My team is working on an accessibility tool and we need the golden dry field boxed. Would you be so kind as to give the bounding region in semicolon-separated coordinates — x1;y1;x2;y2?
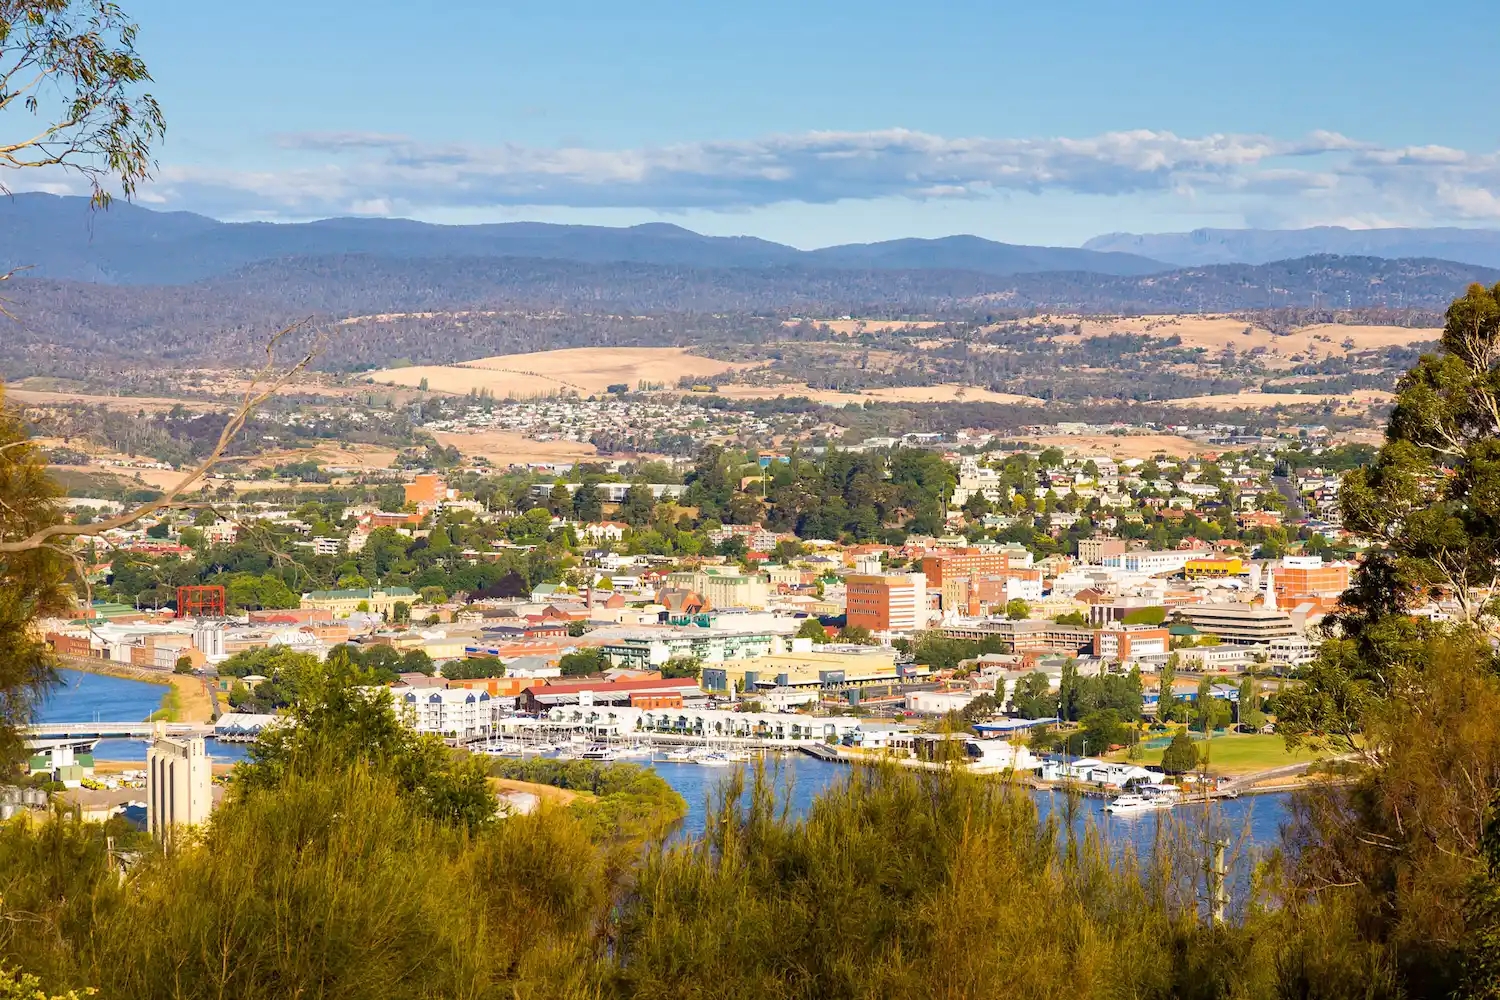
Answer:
1023;314;1440;367
365;347;751;397
429;428;601;464
1028;434;1215;459
1161;388;1395;412
3;387;221;411
712;383;1043;405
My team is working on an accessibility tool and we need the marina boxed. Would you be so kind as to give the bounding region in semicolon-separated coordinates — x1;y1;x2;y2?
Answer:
38;669;1292;848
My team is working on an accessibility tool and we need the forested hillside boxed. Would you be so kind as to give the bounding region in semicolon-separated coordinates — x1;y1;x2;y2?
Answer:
0;252;1490;373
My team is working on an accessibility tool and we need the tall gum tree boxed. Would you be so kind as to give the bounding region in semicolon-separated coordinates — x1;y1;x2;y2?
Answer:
1279;282;1500;754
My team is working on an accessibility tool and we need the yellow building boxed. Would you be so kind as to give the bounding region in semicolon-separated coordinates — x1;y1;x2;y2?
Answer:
1185;557;1243;579
665;568;770;610
301;587;416;618
702;645;929;696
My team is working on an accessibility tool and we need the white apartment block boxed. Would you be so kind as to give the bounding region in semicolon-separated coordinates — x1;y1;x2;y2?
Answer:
392;686;496;739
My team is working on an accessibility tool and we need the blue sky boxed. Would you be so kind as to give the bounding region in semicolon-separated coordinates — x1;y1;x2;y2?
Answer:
33;0;1500;245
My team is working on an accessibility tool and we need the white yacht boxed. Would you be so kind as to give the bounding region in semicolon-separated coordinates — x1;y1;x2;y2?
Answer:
1104;785;1179;813
693;751;735;767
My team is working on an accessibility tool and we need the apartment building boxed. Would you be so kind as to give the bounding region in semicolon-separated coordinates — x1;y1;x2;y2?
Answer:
921;550;1011;589
599;625;782;670
392;685;495;738
1101;549;1209;575
1274;556;1352;600
845;572;927;632
702;645;928;697
939;619;1094;652
1092;623;1171;660
1077;537;1126;565
664;567;771;610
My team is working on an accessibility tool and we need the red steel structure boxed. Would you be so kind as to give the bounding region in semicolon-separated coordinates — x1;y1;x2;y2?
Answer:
176;585;226;618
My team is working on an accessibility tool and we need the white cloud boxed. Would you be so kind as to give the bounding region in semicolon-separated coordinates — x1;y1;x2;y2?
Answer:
26;127;1500;227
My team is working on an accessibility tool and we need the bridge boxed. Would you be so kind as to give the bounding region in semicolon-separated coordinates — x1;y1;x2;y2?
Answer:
23;722;214;756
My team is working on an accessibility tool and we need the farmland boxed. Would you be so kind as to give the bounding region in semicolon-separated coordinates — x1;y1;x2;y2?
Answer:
365;347;752;398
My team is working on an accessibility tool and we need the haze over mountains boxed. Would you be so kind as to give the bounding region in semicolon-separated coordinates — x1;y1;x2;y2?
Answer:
1085;226;1500;268
10;193;1500;286
0;193;1165;284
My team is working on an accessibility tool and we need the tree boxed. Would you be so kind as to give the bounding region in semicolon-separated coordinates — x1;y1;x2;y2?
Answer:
237;647;493;830
1279;283;1500;753
1159;731;1198;774
1156;652;1180;721
770;539;804;564
0;400;70;762
619;483;654;527
1053;610;1088;627
572;484;604;523
1194;676;1218;734
1121;606;1167;626
0;0;165;209
661;657;701;680
559;647;605;677
796;618;830;644
1080;709;1126;753
959;693;1000;727
1005;598;1030;620
1237;676;1266;729
1009;671;1055;719
442;659;502;681
835;624;874;645
173;655;194;675
1057;657;1078;722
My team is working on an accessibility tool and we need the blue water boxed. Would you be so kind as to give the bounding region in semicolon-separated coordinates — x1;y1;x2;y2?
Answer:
41;669;249;763
42;671;1288;857
658;756;1287;850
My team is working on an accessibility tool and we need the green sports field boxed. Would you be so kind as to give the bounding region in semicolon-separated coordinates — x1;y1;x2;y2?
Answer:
1124;733;1327;776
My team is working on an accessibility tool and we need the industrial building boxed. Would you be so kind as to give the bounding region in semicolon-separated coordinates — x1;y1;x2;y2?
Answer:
147;735;213;845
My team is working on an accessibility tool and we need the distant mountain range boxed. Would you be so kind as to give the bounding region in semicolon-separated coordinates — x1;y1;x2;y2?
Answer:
11;192;1500;283
0;193;1167;283
1084;226;1500;268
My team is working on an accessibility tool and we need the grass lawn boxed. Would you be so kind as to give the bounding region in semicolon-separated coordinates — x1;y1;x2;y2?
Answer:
1122;733;1326;776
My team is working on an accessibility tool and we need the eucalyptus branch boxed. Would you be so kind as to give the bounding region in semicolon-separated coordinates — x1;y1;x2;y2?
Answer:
0;322;318;555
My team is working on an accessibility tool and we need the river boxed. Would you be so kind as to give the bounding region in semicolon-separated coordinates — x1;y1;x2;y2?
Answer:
43;670;1291;858
41;669;250;764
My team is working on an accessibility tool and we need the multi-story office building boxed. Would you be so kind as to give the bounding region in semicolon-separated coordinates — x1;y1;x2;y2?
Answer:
845;572;927;633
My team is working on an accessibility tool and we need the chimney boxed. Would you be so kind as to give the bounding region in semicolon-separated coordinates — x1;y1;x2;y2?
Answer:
1264;567;1277;612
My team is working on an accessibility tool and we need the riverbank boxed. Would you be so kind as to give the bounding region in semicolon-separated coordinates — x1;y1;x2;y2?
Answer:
54;656;216;724
491;776;590;805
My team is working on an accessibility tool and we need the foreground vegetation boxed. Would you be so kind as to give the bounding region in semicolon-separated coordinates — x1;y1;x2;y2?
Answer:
0;648;1495;1000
